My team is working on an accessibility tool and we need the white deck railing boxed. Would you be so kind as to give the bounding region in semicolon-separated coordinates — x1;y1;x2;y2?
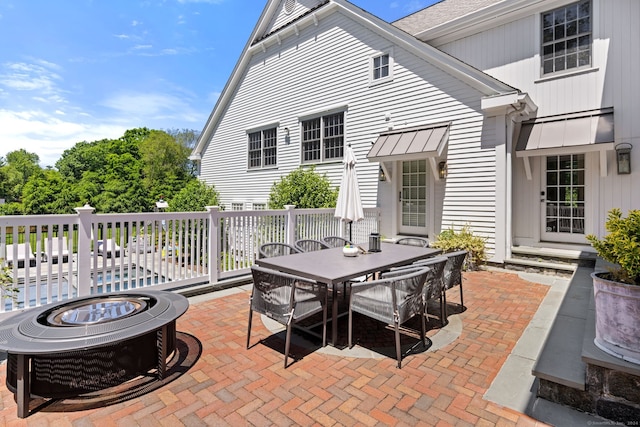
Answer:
0;205;380;316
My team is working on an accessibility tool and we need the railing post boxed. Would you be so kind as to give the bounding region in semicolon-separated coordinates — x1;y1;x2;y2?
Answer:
206;206;219;284
75;204;94;296
285;205;296;245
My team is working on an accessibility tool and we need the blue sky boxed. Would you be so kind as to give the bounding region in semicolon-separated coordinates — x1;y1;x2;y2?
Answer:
0;0;435;167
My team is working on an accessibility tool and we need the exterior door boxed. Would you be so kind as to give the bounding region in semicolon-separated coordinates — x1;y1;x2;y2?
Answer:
541;154;586;243
398;160;429;236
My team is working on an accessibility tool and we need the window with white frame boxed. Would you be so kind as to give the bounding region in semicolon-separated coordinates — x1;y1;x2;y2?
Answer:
372;53;390;80
541;0;591;75
248;128;277;169
231;203;244;211
252;203;267;210
301;112;344;163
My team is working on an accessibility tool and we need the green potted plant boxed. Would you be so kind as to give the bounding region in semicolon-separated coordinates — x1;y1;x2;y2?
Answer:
0;259;19;301
586;208;640;364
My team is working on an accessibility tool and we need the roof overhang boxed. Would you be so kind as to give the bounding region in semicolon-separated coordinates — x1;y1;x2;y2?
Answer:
516;108;615;179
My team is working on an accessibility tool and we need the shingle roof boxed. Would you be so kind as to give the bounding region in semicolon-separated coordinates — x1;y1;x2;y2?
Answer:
392;0;503;36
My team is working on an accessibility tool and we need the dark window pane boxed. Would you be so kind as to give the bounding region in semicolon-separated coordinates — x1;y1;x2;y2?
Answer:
543;28;554;43
543;60;554;74
555;57;565;71
554;41;565;56
559;155;572;169
579;35;591;48
555;10;565;25
547;156;558;170
543;44;554;59
566;54;577;68
566;38;578;53
578;1;590;18
578;17;590;33
547;171;558;185
560;171;572;185
566;4;578;20
555;24;565;39
547;187;558;201
578;50;590;66
543;12;554;28
566;21;577;37
575;154;585;169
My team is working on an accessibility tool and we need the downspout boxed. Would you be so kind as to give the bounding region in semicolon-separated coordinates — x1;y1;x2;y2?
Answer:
505;102;527;260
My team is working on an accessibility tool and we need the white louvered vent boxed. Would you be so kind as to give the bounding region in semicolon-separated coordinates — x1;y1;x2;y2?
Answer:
284;0;296;14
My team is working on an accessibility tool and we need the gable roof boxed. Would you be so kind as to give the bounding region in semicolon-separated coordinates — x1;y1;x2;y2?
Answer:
191;0;521;160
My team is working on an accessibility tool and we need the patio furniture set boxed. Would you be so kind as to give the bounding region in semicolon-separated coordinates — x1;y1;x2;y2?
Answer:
248;236;467;368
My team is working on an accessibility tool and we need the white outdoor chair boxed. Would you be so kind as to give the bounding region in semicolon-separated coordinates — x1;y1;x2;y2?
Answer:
5;243;37;268
45;236;70;264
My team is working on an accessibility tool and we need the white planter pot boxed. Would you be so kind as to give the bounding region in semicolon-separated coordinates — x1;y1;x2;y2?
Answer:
592;272;640;364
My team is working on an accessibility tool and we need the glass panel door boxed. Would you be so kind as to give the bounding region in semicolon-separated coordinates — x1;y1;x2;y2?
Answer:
542;154;585;242
398;160;428;235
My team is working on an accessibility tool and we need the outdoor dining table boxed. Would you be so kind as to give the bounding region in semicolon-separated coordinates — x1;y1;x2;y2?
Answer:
254;242;441;346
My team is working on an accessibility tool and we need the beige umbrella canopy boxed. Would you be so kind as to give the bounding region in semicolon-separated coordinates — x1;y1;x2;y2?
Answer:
334;145;364;241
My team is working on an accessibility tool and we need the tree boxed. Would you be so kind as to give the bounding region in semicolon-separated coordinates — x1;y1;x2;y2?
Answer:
139;130;192;201
22;169;77;214
2;149;41;203
268;166;339;209
169;180;220;212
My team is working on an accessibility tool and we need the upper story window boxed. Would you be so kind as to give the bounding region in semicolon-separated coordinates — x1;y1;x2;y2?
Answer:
248;127;277;169
252;203;267;210
231;203;244;211
541;0;591;75
301;112;344;163
370;49;394;84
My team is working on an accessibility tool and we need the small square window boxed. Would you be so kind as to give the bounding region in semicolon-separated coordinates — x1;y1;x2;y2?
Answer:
371;51;393;83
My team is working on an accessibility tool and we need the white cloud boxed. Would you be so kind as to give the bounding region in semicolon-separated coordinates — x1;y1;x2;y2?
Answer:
101;91;203;123
0;62;63;95
0;109;129;167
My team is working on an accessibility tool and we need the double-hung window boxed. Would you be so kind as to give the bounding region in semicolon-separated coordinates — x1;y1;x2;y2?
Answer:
301;112;344;163
541;0;591;75
248;127;277;169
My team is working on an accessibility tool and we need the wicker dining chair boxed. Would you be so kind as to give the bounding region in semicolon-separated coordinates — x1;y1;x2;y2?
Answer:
442;250;468;314
258;242;300;259
294;239;330;253
395;237;430;248
321;236;353;248
388;256;449;326
247;265;327;368
348;267;430;368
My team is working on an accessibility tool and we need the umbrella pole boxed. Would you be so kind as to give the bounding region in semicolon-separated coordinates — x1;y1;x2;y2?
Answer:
349;221;352;242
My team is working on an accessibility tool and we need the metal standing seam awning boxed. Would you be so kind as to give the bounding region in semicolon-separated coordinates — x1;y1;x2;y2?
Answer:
367;122;450;181
516;108;615;180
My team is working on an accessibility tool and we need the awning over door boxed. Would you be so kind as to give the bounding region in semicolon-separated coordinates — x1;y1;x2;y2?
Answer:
367;122;450;162
516;108;615;179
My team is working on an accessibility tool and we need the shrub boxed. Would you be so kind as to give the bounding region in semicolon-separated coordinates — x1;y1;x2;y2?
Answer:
268;166;338;209
431;225;487;270
0;260;19;300
586;208;640;285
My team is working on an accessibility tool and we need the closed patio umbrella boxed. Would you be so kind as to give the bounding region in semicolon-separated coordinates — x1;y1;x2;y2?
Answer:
335;145;364;241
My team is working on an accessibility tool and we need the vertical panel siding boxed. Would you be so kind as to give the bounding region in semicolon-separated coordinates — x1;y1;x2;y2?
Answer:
434;0;640;242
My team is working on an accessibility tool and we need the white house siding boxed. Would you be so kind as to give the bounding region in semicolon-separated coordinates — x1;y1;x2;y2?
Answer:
199;9;499;256
430;0;640;244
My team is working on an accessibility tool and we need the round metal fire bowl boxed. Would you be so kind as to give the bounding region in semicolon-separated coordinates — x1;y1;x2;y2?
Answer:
0;290;189;399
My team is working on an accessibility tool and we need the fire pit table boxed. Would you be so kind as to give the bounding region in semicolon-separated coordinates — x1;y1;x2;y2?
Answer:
0;290;189;418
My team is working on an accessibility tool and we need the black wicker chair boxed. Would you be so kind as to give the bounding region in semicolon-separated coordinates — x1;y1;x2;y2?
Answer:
248;265;327;368
294;239;330;252
258;242;300;259
348;267;430;368
395;237;430;248
442;250;468;315
389;256;449;326
321;236;353;248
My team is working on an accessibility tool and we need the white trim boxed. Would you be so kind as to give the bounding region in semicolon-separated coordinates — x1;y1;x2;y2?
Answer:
517;142;614;180
246;121;280;133
297;103;348;121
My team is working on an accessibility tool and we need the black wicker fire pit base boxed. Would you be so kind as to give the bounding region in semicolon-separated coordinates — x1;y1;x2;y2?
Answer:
0;290;189;418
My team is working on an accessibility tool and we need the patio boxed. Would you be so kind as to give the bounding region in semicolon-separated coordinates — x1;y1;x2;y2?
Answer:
0;268;580;426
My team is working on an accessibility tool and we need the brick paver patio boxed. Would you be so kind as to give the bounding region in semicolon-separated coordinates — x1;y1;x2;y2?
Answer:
0;270;552;426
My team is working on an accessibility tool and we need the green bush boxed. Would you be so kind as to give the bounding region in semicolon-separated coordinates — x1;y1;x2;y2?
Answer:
586;208;640;285
268;166;338;209
0;260;19;300
431;225;487;270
